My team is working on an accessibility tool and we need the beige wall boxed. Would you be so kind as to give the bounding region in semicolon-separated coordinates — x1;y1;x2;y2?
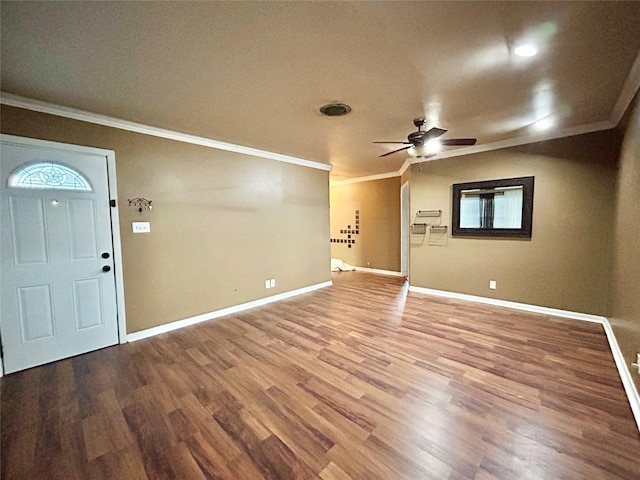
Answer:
610;95;640;391
330;177;400;272
409;130;621;316
1;106;330;333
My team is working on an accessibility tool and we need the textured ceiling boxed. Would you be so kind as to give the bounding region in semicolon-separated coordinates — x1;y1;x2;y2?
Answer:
2;1;640;180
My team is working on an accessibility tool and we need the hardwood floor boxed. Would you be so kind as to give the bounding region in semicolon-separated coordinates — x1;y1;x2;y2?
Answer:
2;271;639;479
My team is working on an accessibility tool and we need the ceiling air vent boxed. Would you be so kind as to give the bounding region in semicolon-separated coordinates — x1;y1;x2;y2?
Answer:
319;103;352;117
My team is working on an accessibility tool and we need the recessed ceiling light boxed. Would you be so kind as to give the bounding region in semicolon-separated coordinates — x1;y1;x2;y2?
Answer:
514;43;538;57
319;103;352;117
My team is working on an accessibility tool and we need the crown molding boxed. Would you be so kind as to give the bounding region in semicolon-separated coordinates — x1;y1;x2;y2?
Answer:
411;119;616;165
366;54;640;179
367;117;619;178
399;159;412;176
611;50;640;125
330;170;400;186
5;54;639;180
0;92;332;172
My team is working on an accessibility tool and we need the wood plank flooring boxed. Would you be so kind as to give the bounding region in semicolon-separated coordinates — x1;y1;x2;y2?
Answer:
2;271;639;479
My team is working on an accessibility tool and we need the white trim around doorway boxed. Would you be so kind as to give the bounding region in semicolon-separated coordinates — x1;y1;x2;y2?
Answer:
400;181;410;278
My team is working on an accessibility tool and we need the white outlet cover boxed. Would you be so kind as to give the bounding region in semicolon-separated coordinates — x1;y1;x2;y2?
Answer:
270;279;276;288
265;280;271;289
489;280;497;290
132;222;151;233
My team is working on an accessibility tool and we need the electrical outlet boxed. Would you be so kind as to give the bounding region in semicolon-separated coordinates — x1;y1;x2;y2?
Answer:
270;279;276;288
489;280;497;290
265;279;271;289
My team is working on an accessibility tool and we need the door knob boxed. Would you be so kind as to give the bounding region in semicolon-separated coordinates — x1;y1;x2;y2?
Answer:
102;265;111;272
101;252;110;259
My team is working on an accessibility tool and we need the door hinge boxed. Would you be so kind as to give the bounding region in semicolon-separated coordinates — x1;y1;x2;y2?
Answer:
110;199;116;207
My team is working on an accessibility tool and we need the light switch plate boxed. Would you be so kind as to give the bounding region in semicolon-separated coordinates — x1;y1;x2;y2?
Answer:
132;222;151;233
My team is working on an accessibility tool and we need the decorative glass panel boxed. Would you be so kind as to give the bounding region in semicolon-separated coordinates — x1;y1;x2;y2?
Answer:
8;162;92;191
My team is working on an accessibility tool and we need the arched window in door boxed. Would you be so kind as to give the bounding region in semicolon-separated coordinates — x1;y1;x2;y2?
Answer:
8;162;93;191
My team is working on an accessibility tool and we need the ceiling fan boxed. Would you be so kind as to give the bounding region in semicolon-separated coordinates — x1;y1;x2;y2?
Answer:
373;118;477;158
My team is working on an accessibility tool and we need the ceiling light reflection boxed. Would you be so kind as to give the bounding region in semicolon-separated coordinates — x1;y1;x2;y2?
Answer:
464;42;510;77
423;99;441;127
532;81;554;130
514;44;538;57
532;117;554;131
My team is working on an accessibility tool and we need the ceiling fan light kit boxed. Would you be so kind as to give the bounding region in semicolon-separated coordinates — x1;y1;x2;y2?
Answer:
374;118;477;158
407;139;443;158
514;43;539;57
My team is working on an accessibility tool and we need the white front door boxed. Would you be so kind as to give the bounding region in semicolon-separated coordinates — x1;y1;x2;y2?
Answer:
1;140;119;373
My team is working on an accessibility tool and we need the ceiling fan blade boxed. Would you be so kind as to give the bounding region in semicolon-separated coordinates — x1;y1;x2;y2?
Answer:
373;141;412;144
423;127;447;140
439;138;477;146
379;145;411;157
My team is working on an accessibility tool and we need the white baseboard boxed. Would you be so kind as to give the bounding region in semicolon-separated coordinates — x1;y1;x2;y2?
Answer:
602;321;640;432
408;286;606;323
126;280;332;342
354;267;403;277
408;285;640;432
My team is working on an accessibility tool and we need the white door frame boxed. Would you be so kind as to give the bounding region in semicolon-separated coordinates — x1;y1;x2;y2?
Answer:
0;134;127;376
401;180;410;278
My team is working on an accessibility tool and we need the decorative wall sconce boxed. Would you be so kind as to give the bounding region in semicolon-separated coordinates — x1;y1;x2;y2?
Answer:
128;197;152;213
